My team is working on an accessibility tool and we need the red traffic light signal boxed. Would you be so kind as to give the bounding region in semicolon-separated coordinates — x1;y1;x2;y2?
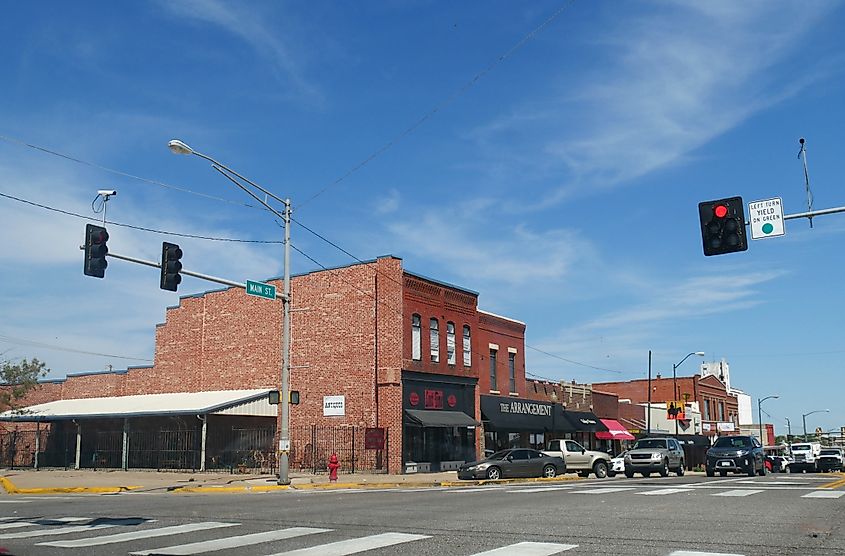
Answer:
698;197;748;256
83;224;109;278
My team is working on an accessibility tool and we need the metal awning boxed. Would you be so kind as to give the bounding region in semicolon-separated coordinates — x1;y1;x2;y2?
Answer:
0;389;276;422
405;409;479;427
595;419;636;440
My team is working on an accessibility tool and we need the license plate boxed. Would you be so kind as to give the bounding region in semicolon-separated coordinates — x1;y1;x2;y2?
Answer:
720;461;731;467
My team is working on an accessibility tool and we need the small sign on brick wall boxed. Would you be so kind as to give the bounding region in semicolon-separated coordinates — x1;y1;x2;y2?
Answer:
323;395;345;416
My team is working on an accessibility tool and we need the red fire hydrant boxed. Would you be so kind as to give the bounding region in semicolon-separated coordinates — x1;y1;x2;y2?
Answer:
328;453;340;482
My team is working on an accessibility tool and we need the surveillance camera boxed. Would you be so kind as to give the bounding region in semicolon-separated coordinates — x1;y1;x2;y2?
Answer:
98;190;117;197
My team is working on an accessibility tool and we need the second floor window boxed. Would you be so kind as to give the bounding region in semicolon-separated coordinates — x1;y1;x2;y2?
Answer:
508;352;516;393
411;314;421;360
489;348;498;390
446;322;456;365
430;318;440;362
462;325;471;367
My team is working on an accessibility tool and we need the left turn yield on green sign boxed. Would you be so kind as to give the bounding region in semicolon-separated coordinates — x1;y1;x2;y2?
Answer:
246;280;276;300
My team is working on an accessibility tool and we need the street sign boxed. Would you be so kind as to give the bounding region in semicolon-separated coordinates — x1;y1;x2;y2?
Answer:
246;280;276;300
666;400;685;420
749;197;785;240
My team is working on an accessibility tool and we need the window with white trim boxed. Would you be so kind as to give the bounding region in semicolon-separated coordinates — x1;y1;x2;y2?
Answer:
489;348;498;390
411;314;421;360
508;351;516;393
429;318;440;363
446;322;456;365
462;325;471;367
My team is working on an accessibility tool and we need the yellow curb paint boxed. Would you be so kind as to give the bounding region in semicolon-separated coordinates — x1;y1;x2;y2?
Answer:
171;485;290;493
0;478;140;495
1;477;20;494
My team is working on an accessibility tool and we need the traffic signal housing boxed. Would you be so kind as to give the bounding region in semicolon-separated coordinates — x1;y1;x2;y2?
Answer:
83;224;109;278
160;242;183;291
698;197;748;256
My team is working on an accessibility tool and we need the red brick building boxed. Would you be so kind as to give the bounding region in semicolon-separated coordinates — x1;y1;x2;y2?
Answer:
3;257;533;474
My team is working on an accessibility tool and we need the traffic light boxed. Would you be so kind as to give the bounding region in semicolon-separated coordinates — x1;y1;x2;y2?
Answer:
83;224;109;278
160;242;183;291
698;196;748;256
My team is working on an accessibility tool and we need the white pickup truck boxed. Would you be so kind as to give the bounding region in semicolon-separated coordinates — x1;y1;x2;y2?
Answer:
543;439;612;478
789;442;822;473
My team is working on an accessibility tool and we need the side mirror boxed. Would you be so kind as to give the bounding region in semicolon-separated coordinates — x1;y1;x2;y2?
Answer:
581;449;586;454
507;455;514;461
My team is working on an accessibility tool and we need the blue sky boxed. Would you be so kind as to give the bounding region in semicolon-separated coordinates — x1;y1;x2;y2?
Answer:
1;1;843;436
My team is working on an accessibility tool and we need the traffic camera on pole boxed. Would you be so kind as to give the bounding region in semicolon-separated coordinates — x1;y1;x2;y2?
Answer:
160;242;183;291
698;197;748;256
83;224;109;278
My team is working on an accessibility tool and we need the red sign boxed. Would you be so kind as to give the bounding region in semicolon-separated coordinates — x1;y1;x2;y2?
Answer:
409;392;420;406
365;427;385;450
424;389;443;409
447;394;457;408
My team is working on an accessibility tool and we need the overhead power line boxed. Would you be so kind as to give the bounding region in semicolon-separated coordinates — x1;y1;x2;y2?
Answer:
0;333;152;362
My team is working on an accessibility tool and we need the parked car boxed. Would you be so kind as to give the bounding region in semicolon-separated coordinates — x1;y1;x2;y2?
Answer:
706;435;765;477
608;451;627;477
765;454;793;473
542;439;612;478
624;438;685;478
817;447;844;472
458;448;566;480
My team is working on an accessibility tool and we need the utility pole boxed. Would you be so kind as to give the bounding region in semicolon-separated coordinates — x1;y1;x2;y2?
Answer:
646;350;652;436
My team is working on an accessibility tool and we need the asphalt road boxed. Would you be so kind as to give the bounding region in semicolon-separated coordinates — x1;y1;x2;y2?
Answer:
1;473;842;556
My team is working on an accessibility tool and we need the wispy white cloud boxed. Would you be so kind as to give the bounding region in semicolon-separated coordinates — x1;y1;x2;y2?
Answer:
467;1;838;209
374;188;400;214
156;0;323;103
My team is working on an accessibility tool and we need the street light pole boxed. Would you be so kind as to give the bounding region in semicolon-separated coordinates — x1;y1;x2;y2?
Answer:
168;139;293;485
757;395;779;446
802;409;830;442
785;417;791;440
672;352;704;436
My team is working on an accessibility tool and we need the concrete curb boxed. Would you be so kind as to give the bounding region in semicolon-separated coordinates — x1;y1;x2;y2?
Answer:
1;476;140;495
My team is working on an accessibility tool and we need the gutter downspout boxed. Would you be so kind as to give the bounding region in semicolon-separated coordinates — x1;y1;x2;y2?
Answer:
73;420;81;470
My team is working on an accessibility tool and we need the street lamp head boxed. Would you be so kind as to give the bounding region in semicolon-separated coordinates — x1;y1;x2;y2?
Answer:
694;352;705;356
168;139;194;156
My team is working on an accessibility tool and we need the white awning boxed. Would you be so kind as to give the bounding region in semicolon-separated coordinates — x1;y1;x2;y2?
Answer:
0;389;276;422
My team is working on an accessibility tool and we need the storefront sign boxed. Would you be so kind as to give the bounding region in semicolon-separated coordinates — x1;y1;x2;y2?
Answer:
499;400;552;416
364;427;385;450
702;423;712;432
425;389;443;409
323;395;345;416
717;422;735;432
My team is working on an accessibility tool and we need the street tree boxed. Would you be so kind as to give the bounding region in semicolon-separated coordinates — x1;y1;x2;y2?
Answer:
1;358;49;412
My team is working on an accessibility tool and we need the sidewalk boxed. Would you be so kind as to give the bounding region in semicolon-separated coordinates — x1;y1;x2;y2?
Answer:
0;468;505;494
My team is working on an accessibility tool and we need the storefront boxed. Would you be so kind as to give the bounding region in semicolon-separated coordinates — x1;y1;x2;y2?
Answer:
480;395;577;453
559;410;608;450
595;418;636;454
402;371;478;473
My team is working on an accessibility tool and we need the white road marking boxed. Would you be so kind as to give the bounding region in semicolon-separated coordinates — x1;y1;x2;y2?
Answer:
736;481;807;486
0;517;91;531
468;541;578;555
266;532;430;555
0;500;29;504
38;521;239;547
0;522;119;539
638;488;695;496
506;486;573;493
711;490;763;497
802;491;845;499
575;487;635;494
130;527;331;555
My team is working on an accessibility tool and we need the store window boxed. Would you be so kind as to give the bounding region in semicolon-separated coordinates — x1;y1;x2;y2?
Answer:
462;325;471;367
446;322;456;365
429;318;439;362
411;314;421;360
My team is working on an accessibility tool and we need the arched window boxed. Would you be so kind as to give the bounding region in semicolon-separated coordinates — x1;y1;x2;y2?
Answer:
446;322;456;365
462;325;471;367
429;318;440;363
411;314;421;360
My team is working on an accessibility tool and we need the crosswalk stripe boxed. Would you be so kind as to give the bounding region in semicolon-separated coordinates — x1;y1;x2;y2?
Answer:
711;490;763;497
266;532;430;555
575;487;635;494
130;527;330;555
638;488;695;496
38;521;239;548
669;551;744;556
507;486;573;493
0;517;89;530
468;541;578;555
0;522;118;540
802;491;845;499
0;500;29;504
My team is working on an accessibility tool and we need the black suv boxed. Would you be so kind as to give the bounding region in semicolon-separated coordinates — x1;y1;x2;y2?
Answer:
706;435;765;477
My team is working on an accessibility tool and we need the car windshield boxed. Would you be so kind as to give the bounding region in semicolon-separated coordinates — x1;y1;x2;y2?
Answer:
487;450;512;460
791;444;811;451
821;449;840;456
633;439;666;449
713;437;752;448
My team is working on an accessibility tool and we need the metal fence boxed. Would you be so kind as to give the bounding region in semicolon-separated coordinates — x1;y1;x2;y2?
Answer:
1;425;389;474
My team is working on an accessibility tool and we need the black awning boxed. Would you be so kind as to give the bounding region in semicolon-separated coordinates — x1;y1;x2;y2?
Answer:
481;395;562;432
561;411;608;432
404;409;479;427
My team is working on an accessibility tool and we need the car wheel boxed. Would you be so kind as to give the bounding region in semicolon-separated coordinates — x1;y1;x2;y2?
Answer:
784;465;791;474
486;466;501;480
542;464;557;478
642;472;651;478
593;461;608;479
747;461;756;477
706;468;714;477
624;468;635;479
658;460;669;477
677;461;685;476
